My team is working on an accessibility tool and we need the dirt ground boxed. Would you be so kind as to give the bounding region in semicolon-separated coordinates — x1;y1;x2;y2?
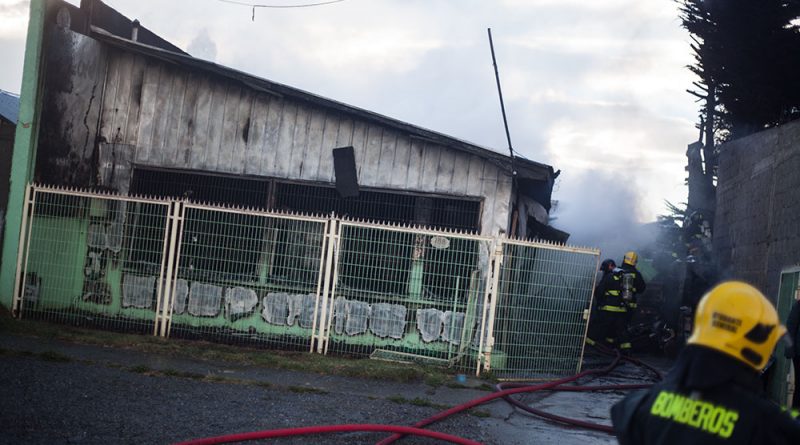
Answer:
0;329;664;445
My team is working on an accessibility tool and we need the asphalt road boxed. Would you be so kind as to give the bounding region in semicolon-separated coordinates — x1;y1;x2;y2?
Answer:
0;334;657;444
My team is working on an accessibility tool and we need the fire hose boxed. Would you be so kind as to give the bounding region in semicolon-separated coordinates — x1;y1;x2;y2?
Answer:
176;347;661;445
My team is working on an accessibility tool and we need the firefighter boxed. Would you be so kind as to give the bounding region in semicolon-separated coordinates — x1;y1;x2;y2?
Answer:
611;281;800;444
586;259;627;349
619;251;647;350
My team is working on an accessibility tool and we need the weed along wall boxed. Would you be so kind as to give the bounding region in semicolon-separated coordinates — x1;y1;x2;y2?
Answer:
14;185;599;379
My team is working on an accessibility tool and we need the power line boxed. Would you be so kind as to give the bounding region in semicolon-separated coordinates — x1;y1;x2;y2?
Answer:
217;0;346;21
217;0;345;9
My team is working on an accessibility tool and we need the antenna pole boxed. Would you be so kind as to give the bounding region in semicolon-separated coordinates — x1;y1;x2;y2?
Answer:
488;28;514;159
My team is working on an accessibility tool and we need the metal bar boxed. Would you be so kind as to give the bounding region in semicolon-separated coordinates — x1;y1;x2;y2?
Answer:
487;28;514;159
310;218;332;353
480;241;504;373
12;184;35;318
157;201;183;337
502;237;599;255
322;220;343;355
577;254;601;373
339;219;491;241
29;184;173;204
184;201;328;222
153;201;174;336
165;201;187;338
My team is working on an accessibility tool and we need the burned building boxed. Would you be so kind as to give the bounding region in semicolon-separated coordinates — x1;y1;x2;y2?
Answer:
17;0;562;241
0;0;597;380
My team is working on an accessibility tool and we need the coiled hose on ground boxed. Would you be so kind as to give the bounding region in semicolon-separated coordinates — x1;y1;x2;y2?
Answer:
175;346;662;445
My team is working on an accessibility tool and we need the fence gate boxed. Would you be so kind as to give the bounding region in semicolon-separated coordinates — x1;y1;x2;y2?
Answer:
319;220;494;374
13;185;173;335
162;203;329;351
486;239;599;379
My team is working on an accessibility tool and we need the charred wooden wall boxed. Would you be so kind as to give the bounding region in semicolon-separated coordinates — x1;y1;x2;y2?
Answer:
34;25;514;236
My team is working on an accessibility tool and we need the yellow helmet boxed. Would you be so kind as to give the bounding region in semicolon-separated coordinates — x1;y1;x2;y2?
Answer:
623;251;638;266
688;281;786;371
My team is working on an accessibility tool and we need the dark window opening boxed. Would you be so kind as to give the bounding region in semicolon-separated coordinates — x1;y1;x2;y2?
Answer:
130;167;270;208
128;168;271;275
274;182;481;232
125;168;483;291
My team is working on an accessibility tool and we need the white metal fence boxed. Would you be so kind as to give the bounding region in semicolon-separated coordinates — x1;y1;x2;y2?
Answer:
12;184;599;378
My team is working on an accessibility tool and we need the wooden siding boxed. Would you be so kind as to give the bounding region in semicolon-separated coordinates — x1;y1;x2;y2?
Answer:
42;31;513;236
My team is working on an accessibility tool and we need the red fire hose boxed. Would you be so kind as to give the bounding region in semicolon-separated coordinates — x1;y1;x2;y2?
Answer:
175;347;661;445
376;351;634;445
174;424;481;445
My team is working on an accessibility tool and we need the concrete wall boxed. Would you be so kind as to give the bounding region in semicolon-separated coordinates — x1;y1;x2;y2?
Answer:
714;119;800;301
34;25;514;236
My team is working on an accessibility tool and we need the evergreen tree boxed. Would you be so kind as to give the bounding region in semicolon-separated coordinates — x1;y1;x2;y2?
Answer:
679;0;800;142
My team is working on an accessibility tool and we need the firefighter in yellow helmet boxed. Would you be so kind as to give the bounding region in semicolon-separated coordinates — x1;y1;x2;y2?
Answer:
619;251;646;351
611;281;800;444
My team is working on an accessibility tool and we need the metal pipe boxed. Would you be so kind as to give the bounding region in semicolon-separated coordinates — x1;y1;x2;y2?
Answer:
488;28;514;160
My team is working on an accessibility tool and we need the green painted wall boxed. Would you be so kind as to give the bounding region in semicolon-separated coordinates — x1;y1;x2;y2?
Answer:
0;0;46;308
768;269;798;405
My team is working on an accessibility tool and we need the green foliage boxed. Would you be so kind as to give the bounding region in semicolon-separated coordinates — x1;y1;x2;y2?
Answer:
678;0;800;140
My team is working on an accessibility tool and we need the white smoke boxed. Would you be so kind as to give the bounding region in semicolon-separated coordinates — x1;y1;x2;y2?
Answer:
187;28;217;62
552;169;658;262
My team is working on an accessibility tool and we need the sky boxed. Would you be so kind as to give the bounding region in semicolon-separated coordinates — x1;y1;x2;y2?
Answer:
0;0;698;252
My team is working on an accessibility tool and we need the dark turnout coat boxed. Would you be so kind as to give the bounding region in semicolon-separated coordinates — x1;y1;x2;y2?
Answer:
612;346;800;445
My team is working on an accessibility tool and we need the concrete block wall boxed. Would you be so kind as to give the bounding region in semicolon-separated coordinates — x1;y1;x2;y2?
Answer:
715;119;800;301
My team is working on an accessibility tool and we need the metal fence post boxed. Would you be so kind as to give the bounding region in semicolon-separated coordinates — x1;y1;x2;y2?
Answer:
156;200;184;337
12;184;35;318
577;254;601;372
322;219;343;355
478;239;504;374
164;201;186;338
312;218;336;353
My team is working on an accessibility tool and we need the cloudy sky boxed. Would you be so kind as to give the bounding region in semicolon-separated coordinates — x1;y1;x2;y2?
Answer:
0;0;697;249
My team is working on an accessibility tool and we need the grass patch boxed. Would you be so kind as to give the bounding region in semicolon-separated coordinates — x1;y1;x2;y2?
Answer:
162;369;205;380
38;350;72;362
129;365;151;374
288;385;328;395
469;409;491;418
0;315;477;386
387;396;448;410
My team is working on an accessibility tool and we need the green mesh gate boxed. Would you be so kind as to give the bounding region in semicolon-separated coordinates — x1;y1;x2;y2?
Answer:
13;185;172;334
165;203;328;351
487;240;599;379
320;220;492;373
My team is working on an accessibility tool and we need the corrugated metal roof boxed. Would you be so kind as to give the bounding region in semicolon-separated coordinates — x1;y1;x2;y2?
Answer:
0;90;19;124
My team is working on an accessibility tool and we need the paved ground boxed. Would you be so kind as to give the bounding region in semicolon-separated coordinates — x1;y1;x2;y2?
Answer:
0;333;664;444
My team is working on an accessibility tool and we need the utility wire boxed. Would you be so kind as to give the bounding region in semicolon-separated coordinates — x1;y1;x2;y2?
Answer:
217;0;345;9
217;0;346;21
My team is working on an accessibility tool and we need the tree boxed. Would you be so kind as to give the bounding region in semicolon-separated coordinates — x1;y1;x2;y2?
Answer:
679;0;800;143
677;0;800;242
673;1;800;309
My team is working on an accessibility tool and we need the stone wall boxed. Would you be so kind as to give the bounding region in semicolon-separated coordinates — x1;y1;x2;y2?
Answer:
714;119;800;301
